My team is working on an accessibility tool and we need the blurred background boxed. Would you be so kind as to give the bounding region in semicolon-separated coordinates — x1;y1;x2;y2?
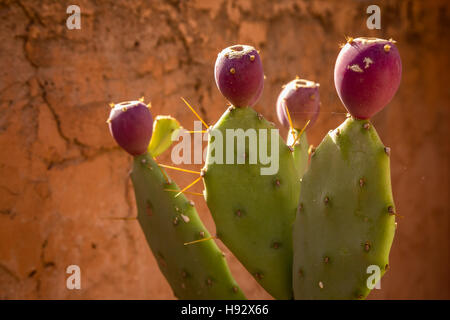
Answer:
0;0;448;299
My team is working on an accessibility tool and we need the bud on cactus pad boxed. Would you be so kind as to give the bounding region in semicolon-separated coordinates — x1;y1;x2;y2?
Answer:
277;78;320;130
107;101;153;156
214;44;264;107
334;37;402;119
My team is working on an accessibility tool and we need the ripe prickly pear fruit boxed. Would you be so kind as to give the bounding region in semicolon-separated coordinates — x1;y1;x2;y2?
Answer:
334;37;402;119
293;117;396;299
215;44;264;107
276;78;320;178
276;78;320;130
108;101;153;156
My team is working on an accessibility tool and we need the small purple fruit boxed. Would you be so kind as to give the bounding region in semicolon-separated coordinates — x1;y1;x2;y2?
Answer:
276;78;320;130
214;44;264;107
334;37;402;119
107;100;153;156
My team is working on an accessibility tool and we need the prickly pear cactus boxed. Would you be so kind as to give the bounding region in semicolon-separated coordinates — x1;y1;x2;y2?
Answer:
293;117;396;299
287;129;309;179
202;106;300;300
131;154;245;300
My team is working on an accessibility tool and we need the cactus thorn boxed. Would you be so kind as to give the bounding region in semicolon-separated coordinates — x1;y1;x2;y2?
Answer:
363;122;371;130
249;55;255;61
235;209;242;217
206;278;213;286
181;214;190;223
318;281;324;289
364;241;371;252
199;231;205;238
232;286;238;293
345;35;354;44
106;118;111;123
139;96;145;102
181;270;188;278
230;67;236;74
324;196;329;205
384;146;391;156
298;203;303;212
122;107;127;112
189;200;195;206
298;269;303;277
272;242;281;249
173;216;179;225
109;102;115;108
385;264;389;270
257;113;263;120
384;44;391;52
324;256;329;263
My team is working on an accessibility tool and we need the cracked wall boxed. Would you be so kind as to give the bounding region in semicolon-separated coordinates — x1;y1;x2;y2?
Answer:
0;0;448;299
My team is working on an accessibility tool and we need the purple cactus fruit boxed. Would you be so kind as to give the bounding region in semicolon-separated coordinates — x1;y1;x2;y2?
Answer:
107;100;153;156
214;44;264;107
334;37;402;119
276;78;320;130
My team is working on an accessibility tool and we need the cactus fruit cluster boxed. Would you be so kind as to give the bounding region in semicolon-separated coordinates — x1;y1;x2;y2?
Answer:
107;38;401;300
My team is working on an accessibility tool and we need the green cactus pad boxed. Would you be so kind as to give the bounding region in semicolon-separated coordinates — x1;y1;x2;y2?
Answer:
293;117;396;299
131;154;245;300
287;129;309;179
203;106;300;300
148;116;181;157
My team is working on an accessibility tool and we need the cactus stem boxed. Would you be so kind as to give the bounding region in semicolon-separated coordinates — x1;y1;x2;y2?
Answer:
180;97;210;129
175;176;202;198
184;235;217;246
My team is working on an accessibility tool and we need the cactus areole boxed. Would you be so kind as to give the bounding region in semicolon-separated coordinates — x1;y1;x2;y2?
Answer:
334;37;402;119
214;45;264;107
108;101;153;156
